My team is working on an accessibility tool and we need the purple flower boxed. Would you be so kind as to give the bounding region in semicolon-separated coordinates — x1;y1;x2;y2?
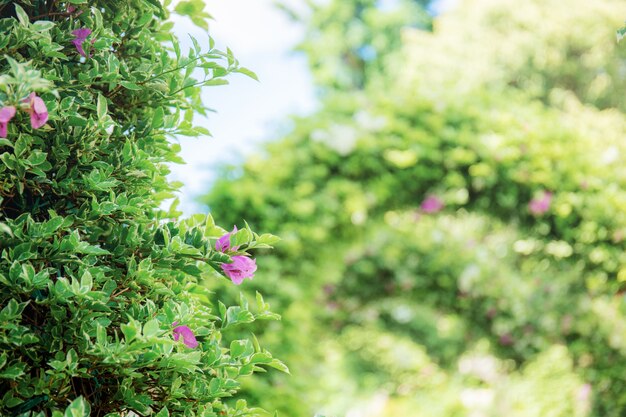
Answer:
172;323;198;349
528;191;552;216
22;93;48;129
0;106;16;138
421;195;444;213
216;226;238;252
71;28;92;57
221;255;257;285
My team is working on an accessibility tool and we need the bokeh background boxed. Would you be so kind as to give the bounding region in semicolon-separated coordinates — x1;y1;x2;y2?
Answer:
171;0;626;416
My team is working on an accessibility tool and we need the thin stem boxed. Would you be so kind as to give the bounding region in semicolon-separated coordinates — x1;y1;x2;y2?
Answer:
168;78;211;96
30;11;72;21
139;54;205;85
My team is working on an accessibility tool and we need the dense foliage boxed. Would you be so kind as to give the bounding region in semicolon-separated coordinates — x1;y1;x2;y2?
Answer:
205;0;626;416
0;1;283;416
285;0;432;92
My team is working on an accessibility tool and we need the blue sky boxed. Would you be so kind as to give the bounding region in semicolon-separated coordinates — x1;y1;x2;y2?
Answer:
169;1;317;215
167;0;458;216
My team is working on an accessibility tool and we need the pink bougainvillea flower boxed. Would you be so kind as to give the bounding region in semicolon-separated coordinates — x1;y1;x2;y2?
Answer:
0;106;16;138
420;195;444;213
66;5;83;17
528;191;552;216
216;226;239;252
172;322;199;349
221;255;257;285
71;28;92;57
22;93;48;129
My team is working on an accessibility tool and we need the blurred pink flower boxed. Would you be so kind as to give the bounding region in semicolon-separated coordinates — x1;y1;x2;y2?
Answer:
499;333;514;346
221;255;257;285
577;383;592;403
528;191;552;215
172;323;198;349
71;28;92;57
421;195;444;213
0;106;16;138
326;301;339;312
22;93;48;129
216;226;238;252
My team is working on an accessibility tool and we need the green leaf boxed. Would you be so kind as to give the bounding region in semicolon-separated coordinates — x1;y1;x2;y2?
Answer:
121;320;139;343
120;81;142;90
231;228;252;247
155;407;170;417
230;340;253;358
0;298;27;321
0;223;13;237
152;106;165;129
0;153;16;170
0;362;26;379
236;67;259;81
97;93;108;121
203;78;229;87
250;352;272;364
80;271;93;293
144;0;166;17
224;306;255;328
255;233;281;246
33;21;56;31
42;216;64;235
66;349;78;367
267;358;290;374
96;324;107;346
0;138;13;148
174;0;212;30
67;115;88;127
143;319;160;338
27;151;48;166
75;242;110;255
63;396;91;417
14;4;29;26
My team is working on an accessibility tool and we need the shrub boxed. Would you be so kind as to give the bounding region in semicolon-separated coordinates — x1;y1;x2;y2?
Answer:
0;1;283;416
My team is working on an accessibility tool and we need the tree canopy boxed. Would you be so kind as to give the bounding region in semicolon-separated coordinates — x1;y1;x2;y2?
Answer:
205;0;626;416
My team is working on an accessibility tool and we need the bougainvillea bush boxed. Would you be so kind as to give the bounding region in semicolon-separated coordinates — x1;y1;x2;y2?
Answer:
0;1;284;416
205;0;626;416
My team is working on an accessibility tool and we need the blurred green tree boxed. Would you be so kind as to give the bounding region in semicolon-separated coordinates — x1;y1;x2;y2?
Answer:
282;0;433;91
204;0;626;416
